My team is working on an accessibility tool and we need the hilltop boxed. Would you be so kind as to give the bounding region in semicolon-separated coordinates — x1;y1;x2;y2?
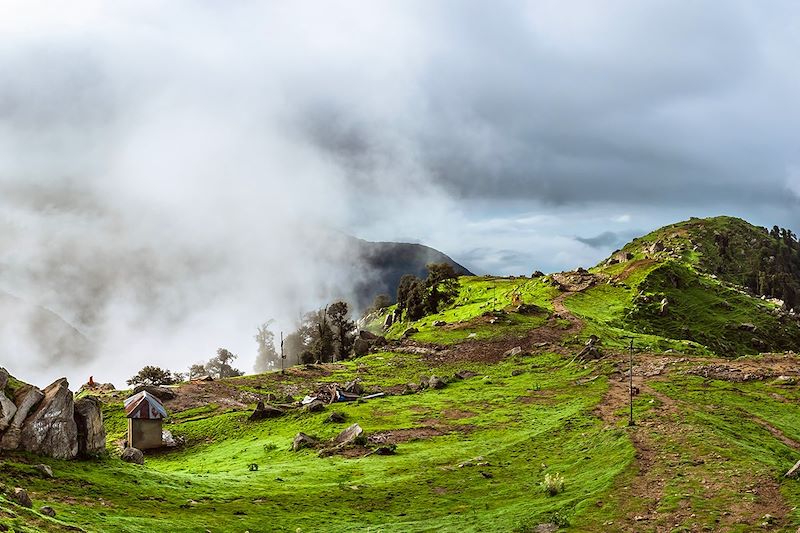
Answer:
350;237;474;309
3;216;800;532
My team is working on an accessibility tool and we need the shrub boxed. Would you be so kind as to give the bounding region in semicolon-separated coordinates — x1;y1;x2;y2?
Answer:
541;472;565;496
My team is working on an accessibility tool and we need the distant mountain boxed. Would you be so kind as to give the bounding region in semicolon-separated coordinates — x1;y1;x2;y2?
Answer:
0;290;93;367
349;238;473;310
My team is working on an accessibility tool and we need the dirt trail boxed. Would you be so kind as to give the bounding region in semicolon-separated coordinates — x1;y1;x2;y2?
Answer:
551;290;582;333
749;415;800;451
594;357;793;531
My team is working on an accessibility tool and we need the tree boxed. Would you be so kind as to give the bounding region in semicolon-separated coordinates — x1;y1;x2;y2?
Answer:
327;301;356;361
205;348;244;379
283;330;307;366
254;320;278;373
312;307;334;363
396;274;419;316
127;366;179;387
405;277;427;321
300;350;315;365
188;363;207;380
424;263;459;313
369;294;392;313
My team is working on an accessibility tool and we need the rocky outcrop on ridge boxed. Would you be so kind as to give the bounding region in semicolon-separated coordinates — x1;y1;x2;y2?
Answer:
0;367;106;459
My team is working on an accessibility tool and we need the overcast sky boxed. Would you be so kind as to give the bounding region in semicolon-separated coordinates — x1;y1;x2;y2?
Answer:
1;1;799;385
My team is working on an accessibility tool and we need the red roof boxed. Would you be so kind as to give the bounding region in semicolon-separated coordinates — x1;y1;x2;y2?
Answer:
124;391;167;420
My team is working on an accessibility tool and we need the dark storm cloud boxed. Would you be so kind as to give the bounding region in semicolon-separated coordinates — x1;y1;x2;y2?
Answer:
297;1;800;212
1;0;800;385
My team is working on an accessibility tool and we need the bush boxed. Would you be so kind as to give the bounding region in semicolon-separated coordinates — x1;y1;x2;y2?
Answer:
541;472;565;496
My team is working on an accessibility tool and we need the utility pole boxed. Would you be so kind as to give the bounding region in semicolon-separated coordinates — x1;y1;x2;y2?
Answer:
280;331;285;375
628;338;635;427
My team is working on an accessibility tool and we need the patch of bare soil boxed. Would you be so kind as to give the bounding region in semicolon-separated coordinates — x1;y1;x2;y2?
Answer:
165;381;266;413
164;364;358;413
686;357;800;383
441;408;476;419
418;287;586;366
422;337;532;365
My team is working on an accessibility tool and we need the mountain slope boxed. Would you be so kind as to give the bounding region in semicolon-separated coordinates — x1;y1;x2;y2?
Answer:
0;290;93;367
613;215;800;308
6;216;800;532
586;216;800;356
349;237;473;309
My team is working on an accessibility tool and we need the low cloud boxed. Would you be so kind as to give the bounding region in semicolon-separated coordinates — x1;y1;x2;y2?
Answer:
1;1;800;385
576;232;625;249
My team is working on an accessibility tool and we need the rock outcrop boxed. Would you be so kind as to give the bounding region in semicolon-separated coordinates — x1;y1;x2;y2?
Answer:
19;378;78;460
0;368;106;460
0;389;17;433
0;385;45;451
74;396;106;457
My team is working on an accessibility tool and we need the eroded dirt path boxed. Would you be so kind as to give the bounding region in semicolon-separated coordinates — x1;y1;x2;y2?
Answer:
593;357;794;531
551;290;582;334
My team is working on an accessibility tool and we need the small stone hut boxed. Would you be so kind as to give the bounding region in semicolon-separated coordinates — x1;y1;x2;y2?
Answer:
124;391;167;450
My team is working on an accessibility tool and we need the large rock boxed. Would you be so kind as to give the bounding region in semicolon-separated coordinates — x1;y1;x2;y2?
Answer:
304;400;325;413
402;327;419;338
11;488;32;508
333;423;364;446
428;376;446;389
504;346;523;357
785;459;800;478
0;367;8;390
358;330;379;341
121;447;144;465
577;335;603;361
74;396;106;457
34;464;53;478
162;430;183;448
0;385;44;451
19;378;78;460
248;401;284;421
0;390;17;433
291;432;319;451
353;338;371;358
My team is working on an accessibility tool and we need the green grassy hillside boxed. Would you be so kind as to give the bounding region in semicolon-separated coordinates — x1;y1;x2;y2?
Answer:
3;216;800;532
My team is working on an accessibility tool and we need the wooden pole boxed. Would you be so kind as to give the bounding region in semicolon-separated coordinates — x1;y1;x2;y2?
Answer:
629;338;635;427
280;331;285;375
